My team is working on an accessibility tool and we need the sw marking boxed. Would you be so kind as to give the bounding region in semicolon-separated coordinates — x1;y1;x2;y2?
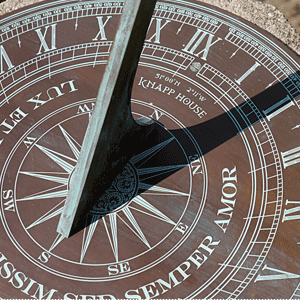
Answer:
77;102;95;118
2;189;15;212
125;236;220;299
214;166;237;233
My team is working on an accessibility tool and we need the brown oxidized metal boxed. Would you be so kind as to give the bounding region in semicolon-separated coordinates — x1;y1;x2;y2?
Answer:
0;0;299;298
57;0;157;238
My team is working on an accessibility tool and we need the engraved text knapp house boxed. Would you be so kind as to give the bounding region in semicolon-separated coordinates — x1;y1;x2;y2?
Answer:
0;0;299;298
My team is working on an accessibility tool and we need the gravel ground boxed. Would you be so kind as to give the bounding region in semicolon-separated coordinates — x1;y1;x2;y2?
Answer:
0;0;299;55
201;0;300;55
261;0;300;34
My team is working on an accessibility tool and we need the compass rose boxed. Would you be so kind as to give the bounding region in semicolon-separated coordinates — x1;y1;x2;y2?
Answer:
2;101;205;281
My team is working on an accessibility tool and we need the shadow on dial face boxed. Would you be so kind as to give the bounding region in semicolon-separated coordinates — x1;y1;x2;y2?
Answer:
72;69;300;236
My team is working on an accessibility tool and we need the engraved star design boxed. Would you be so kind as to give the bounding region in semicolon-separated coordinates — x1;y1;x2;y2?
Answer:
17;124;189;263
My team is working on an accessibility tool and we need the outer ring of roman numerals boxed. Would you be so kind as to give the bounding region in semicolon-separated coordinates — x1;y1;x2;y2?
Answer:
0;0;299;298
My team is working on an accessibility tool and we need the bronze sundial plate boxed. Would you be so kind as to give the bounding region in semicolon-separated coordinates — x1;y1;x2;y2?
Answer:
0;0;300;298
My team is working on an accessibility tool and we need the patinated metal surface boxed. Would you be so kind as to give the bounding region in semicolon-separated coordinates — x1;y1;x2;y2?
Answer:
0;0;299;298
57;0;156;238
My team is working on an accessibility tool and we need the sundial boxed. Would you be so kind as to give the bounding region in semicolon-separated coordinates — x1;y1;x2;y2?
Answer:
0;0;300;298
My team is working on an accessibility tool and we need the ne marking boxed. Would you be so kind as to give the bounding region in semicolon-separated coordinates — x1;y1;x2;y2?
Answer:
3;190;15;212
